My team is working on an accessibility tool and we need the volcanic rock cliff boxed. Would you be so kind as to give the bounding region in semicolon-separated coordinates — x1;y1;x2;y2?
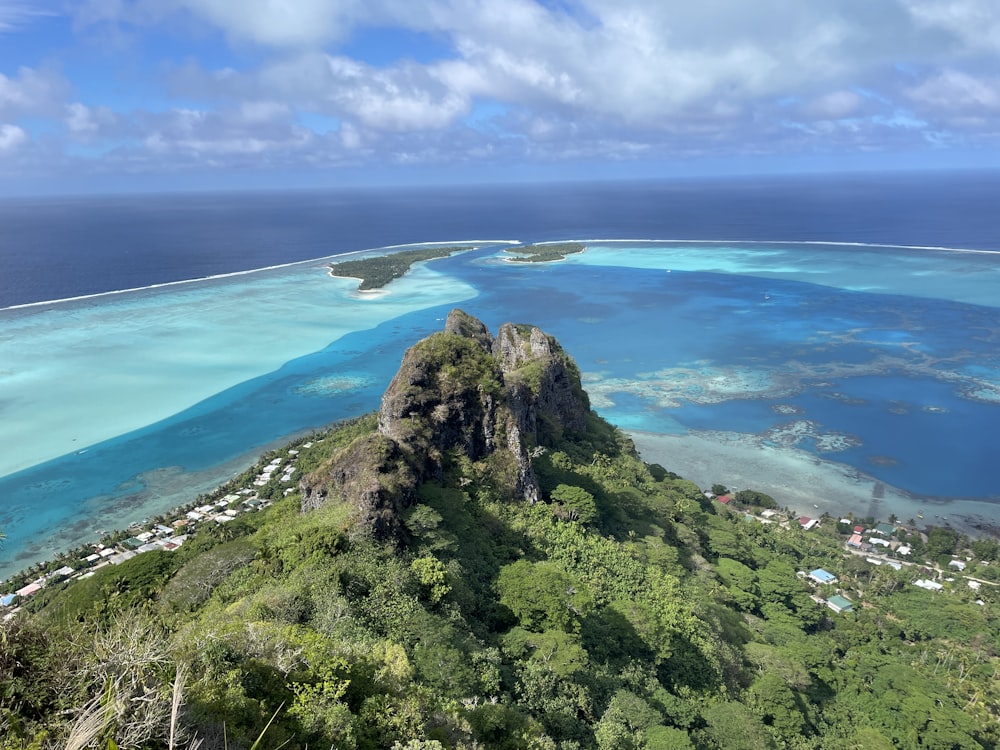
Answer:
300;309;591;541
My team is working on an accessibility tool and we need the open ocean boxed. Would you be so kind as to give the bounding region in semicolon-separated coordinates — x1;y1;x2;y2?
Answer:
2;171;1000;578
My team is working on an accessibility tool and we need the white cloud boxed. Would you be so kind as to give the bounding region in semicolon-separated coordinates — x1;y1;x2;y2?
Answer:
902;0;1000;53
0;122;27;152
907;69;1000;112
323;56;470;130
31;0;1000;179
0;67;70;118
0;2;50;33
801;91;865;120
65;102;120;136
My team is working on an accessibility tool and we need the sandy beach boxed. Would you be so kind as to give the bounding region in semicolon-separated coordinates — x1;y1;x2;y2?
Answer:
628;429;1000;536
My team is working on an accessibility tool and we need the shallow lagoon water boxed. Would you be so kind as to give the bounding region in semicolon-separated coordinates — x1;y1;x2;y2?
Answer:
2;240;1000;577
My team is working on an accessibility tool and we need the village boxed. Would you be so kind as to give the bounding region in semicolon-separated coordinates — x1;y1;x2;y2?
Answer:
0;440;316;618
3;456;997;621
710;489;997;616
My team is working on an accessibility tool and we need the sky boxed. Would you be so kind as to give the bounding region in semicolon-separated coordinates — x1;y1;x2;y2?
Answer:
2;0;1000;193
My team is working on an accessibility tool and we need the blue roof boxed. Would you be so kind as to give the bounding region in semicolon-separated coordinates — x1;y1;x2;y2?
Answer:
0;593;17;607
810;568;837;583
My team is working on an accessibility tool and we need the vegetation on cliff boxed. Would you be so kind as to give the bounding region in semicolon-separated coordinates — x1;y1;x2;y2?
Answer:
2;314;998;750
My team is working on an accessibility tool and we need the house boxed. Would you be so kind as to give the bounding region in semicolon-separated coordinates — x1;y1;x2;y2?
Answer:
108;551;137;565
896;544;912;556
853;525;865;534
809;568;838;585
914;579;943;591
799;516;818;530
827;595;854;613
847;533;864;548
948;559;967;571
15;582;42;597
869;537;891;548
0;593;18;607
716;495;731;505
874;523;896;536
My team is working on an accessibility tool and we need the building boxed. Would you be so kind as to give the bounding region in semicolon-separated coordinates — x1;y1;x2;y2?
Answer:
15;582;42;597
914;579;943;591
948;559;967;571
799;516;818;530
809;568;838;585
847;533;864;547
827;595;854;613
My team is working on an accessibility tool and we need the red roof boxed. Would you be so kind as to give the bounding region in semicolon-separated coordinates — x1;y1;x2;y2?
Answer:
853;525;864;533
799;516;812;525
717;495;731;504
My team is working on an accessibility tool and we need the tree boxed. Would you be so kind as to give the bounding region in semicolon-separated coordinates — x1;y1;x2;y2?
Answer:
699;702;775;750
716;558;760;612
497;561;593;632
550;484;598;524
734;490;777;509
594;690;663;750
926;527;959;558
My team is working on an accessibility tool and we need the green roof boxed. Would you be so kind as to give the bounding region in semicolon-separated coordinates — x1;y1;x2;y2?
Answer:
875;523;896;535
828;595;854;612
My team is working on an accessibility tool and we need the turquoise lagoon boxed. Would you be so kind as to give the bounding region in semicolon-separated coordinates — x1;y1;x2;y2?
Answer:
2;241;999;577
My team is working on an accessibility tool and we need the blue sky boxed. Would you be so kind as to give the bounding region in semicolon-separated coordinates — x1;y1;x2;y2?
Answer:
2;0;1000;193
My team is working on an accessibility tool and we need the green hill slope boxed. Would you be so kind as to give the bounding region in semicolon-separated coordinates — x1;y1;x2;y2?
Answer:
2;312;998;750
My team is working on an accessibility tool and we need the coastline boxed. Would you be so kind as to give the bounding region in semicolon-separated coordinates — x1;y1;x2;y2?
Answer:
628;428;999;537
1;239;520;312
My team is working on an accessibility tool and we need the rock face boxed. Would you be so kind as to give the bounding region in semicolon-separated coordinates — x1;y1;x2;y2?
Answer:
300;309;591;542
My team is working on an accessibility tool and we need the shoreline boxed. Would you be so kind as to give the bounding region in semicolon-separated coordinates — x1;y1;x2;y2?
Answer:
1;239;520;312
628;428;1000;537
9;236;1000;313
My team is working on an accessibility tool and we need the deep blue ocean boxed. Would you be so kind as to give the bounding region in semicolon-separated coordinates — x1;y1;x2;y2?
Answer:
2;171;999;577
5;171;1000;308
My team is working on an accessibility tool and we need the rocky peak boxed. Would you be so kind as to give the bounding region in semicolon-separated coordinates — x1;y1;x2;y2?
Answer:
300;310;591;541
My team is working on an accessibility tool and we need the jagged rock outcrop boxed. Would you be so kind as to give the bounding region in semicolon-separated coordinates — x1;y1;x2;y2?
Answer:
300;309;591;542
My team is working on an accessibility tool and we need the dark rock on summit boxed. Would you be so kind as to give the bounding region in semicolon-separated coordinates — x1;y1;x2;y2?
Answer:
300;309;591;542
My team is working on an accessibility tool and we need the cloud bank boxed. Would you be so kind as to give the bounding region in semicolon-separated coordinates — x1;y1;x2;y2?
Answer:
2;0;1000;188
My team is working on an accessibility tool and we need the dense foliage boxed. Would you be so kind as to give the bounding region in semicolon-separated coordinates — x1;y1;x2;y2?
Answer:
328;246;473;290
3;416;999;748
504;243;586;263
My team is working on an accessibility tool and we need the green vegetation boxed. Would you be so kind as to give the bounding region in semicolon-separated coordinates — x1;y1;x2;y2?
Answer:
328;246;473;290
2;359;999;748
504;243;586;263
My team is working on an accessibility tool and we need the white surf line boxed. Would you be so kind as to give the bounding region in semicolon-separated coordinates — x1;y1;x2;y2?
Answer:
549;238;1000;255
0;239;523;312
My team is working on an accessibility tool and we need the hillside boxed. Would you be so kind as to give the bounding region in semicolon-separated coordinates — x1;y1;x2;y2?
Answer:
1;312;998;750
